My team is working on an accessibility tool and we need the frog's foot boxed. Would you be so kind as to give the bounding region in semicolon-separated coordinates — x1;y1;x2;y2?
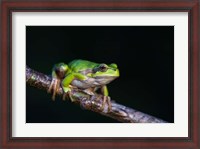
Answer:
96;96;112;112
48;78;61;101
68;91;77;102
62;86;72;101
94;96;112;112
62;90;77;103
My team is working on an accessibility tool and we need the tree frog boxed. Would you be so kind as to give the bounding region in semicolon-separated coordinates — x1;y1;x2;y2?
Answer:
48;59;120;110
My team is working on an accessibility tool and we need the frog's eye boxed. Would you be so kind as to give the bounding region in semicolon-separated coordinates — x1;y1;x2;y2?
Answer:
93;64;108;73
98;64;108;72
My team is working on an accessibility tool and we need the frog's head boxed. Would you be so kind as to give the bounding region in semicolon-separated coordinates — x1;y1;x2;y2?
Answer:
91;63;120;85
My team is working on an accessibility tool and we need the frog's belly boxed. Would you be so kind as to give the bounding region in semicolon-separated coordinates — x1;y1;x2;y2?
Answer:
71;77;113;89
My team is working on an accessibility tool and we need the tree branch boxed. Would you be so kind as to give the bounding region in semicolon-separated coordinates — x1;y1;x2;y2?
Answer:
26;66;167;123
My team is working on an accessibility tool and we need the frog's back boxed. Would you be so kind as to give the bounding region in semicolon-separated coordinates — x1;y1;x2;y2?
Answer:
68;59;98;72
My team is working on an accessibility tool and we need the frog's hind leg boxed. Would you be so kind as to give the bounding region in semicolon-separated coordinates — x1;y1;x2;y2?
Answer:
48;63;68;100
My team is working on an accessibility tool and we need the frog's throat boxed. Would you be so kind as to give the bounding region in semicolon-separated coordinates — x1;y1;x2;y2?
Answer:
94;76;119;85
71;75;118;89
94;76;119;79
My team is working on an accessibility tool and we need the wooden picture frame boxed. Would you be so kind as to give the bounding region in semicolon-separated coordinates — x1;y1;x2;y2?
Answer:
0;0;199;148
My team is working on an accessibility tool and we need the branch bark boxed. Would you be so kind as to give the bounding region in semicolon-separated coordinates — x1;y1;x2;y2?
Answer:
26;66;167;123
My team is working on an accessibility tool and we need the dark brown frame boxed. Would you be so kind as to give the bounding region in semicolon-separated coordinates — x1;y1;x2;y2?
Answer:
0;0;199;148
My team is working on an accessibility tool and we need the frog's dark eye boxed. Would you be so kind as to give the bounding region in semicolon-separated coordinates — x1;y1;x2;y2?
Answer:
98;64;108;72
93;64;108;73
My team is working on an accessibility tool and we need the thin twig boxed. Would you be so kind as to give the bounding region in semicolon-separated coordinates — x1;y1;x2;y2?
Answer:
26;66;167;123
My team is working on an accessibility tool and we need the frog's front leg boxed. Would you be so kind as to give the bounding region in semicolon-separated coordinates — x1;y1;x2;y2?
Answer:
62;72;87;102
100;85;112;111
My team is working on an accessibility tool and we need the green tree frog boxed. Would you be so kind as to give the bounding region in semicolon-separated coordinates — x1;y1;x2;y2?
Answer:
48;59;120;110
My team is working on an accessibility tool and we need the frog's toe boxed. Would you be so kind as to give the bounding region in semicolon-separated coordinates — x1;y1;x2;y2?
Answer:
48;78;60;101
61;86;73;101
100;96;107;111
48;79;55;93
62;92;68;101
62;86;71;93
106;96;112;112
100;96;112;112
62;91;76;102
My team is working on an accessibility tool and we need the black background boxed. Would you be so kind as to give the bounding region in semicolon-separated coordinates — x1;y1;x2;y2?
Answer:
26;26;174;123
